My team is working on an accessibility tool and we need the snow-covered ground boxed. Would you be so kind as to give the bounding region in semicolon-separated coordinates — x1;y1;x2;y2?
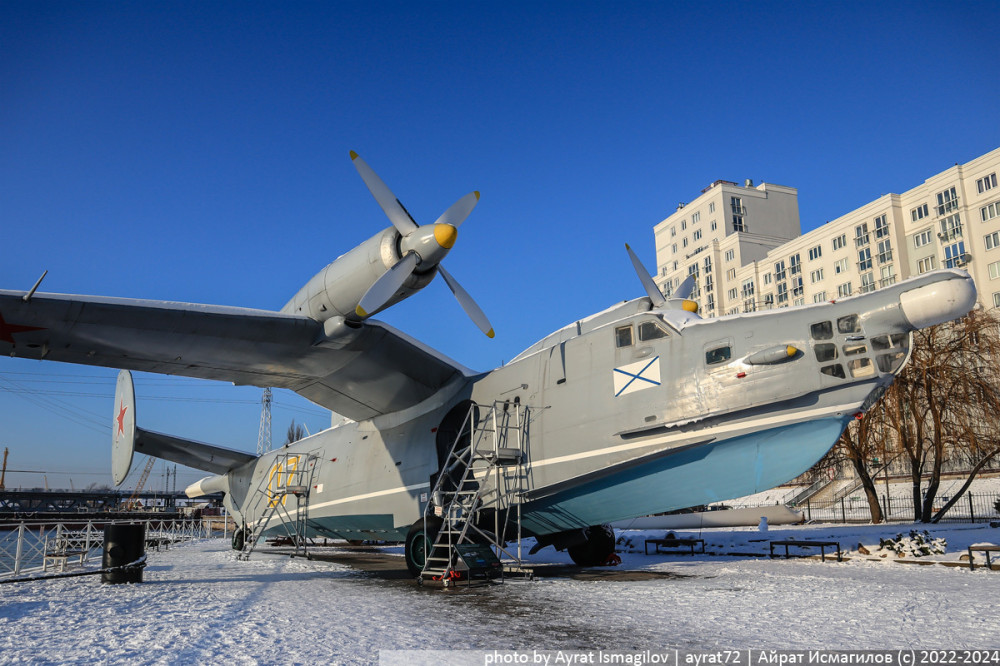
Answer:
2;522;999;664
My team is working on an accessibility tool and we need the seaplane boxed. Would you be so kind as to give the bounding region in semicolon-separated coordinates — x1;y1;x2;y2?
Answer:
0;152;977;577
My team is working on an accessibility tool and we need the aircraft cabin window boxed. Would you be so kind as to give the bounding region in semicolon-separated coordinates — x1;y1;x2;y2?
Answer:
872;333;908;351
877;351;906;373
615;325;634;348
638;321;669;341
705;345;732;365
843;343;868;357
837;314;861;334
848;357;875;378
810;321;833;340
820;364;846;379
814;343;838;362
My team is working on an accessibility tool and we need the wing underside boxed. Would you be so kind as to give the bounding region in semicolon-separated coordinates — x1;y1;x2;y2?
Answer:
0;290;469;421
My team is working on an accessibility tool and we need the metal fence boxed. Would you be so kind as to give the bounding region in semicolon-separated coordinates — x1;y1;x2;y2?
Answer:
0;517;230;579
785;492;1000;524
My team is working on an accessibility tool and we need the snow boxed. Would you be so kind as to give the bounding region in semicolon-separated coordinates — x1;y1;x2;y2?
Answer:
2;521;1000;664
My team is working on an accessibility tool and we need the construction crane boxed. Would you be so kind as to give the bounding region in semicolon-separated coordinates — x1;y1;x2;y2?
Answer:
0;447;8;491
126;457;155;510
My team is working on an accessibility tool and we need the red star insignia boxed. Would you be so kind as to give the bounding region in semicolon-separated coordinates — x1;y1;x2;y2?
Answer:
0;312;45;344
116;401;128;437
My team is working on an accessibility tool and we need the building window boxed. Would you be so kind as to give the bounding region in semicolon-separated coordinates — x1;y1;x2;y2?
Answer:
944;241;966;269
793;297;805;306
832;234;847;251
990;261;1000;280
728;287;738;300
692;211;701;224
994;292;1000;308
939;213;962;241
917;256;936;274
982;201;1000;222
683;237;688;248
813;291;827;303
914;229;932;248
911;203;929;222
936;186;959;216
672;243;677;254
706;294;715;312
763;272;772;285
709;202;716;213
693;229;702;241
858;248;872;271
789;253;802;275
773;260;786;281
837;282;852;298
873;214;889;239
978;173;997;194
792;276;804;297
986;231;1000;250
808;245;822;261
727;268;736;280
710;220;717;231
725;249;735;262
741;279;755;298
834;258;848;274
777;282;788;304
670;226;676;237
860;272;876;293
810;268;824;283
731;197;746;232
880;264;896;287
877;239;893;263
854;223;870;247
703;256;712;272
681;219;687;231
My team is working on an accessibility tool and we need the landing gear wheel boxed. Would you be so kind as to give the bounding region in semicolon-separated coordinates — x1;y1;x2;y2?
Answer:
232;528;245;551
568;524;616;567
404;516;442;576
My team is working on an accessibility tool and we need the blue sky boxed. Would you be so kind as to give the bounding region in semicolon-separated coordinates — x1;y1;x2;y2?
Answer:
2;1;998;490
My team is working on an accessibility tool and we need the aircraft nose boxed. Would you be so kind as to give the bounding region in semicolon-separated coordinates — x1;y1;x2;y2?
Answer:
434;223;458;249
899;273;977;329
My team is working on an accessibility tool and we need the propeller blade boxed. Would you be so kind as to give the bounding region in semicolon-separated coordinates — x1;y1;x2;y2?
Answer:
625;243;666;307
672;275;696;300
433;191;480;228
438;265;495;338
356;252;419;317
350;151;418;235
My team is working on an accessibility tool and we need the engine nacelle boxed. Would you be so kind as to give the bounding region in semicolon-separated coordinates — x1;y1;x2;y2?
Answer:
280;227;437;322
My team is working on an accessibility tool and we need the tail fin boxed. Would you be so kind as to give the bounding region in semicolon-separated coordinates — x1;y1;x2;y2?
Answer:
111;370;257;485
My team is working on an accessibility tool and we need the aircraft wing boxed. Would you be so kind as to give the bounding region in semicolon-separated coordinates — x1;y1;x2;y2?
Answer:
0;290;470;421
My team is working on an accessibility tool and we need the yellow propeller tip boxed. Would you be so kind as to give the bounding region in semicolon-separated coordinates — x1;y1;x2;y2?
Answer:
625;243;632;250
474;191;480;201
349;150;359;160
486;329;495;339
682;300;699;313
355;305;368;317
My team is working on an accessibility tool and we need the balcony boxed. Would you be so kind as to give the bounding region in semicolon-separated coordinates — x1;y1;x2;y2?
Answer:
938;226;963;242
937;199;959;217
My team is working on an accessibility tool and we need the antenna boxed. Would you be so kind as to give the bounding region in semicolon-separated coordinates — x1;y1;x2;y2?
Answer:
257;387;273;456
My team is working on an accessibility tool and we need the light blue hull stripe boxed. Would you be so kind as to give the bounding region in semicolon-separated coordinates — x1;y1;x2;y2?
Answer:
519;416;851;535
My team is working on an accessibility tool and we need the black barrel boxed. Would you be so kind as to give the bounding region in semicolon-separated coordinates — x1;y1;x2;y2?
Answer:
102;523;146;584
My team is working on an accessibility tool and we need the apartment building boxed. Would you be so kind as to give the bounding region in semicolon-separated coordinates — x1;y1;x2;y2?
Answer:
654;146;1000;315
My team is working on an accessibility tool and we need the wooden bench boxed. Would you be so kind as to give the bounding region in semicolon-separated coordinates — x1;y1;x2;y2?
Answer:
769;539;842;562
644;538;706;555
967;545;1000;571
43;550;88;572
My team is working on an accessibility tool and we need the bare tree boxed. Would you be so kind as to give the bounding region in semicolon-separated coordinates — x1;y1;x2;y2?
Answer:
285;420;306;445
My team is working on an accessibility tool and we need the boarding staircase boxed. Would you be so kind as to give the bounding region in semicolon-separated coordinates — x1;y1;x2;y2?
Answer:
238;452;317;561
419;401;530;586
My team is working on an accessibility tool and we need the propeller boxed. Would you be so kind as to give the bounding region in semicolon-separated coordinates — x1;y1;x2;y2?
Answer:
625;243;699;314
350;152;495;338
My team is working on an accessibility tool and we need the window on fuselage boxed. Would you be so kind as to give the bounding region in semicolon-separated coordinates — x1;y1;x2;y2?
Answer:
810;321;833;340
837;314;861;334
615;325;634;348
638;320;669;342
705;345;732;365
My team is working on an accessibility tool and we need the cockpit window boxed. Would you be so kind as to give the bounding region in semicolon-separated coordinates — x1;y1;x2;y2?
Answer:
814;343;838;362
615;325;633;348
810;321;833;340
638;320;669;341
705;345;732;365
837;314;861;334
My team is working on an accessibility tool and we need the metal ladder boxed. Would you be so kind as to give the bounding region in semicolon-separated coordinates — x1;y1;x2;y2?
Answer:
238;452;317;561
419;401;530;585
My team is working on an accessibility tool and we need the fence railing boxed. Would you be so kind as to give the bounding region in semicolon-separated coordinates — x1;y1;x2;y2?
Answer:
0;517;230;579
782;491;1000;524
